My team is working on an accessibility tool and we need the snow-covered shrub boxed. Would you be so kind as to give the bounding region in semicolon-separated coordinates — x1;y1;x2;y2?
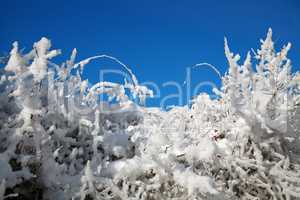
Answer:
0;29;299;200
209;29;300;199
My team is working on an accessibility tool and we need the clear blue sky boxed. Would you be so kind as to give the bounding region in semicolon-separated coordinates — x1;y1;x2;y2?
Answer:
1;0;299;107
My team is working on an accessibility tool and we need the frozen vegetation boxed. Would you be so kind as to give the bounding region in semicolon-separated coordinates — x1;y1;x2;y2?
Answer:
0;29;300;200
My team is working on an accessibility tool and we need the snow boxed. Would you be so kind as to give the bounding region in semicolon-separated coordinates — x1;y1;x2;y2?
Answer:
173;167;218;195
4;42;24;74
0;179;5;200
29;37;61;81
0;29;300;199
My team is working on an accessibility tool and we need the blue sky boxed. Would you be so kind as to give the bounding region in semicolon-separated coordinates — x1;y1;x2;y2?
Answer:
1;0;299;107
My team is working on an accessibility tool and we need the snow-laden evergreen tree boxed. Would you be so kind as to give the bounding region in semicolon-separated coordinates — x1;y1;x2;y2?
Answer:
0;29;299;200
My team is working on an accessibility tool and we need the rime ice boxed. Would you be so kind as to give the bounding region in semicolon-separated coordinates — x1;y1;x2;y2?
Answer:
0;29;300;200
